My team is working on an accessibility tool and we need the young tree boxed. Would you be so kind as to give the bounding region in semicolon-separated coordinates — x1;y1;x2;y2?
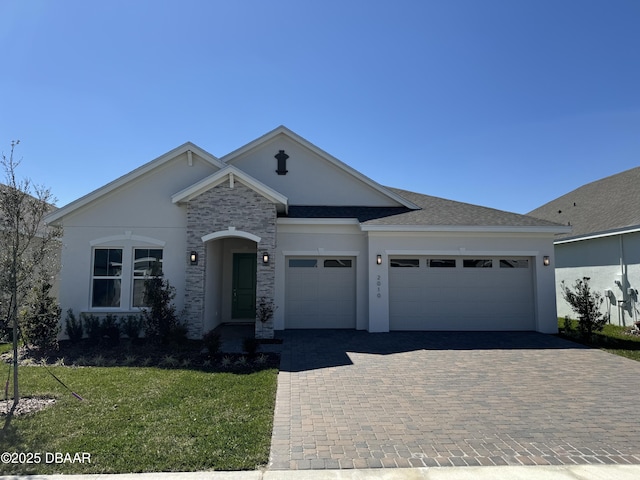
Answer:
0;140;61;415
560;277;609;339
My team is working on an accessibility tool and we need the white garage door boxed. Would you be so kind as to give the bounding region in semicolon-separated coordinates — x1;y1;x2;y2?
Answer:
389;257;534;330
285;257;356;329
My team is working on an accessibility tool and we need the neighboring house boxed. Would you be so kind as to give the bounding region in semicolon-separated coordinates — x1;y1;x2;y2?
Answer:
529;166;640;327
46;126;567;338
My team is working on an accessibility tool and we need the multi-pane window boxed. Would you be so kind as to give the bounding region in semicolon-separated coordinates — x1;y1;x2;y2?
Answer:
92;248;123;307
133;249;163;307
91;247;164;309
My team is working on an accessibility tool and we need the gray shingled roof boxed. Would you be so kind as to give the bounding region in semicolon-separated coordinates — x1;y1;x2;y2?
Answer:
283;187;563;228
528;166;640;240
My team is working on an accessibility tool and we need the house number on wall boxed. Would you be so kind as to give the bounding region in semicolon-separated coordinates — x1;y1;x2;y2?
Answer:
377;275;382;298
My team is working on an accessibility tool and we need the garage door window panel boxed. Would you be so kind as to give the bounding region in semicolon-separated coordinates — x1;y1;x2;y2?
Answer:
324;259;352;268
390;259;420;268
463;259;492;268
289;259;318;268
429;259;456;268
500;259;529;268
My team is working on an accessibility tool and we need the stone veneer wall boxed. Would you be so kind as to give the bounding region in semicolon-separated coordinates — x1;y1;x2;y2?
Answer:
185;181;277;339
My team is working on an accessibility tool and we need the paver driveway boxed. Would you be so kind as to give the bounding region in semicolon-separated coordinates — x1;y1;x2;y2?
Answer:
269;330;640;470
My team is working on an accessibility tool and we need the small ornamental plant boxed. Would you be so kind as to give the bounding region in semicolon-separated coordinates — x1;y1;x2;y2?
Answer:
560;277;609;339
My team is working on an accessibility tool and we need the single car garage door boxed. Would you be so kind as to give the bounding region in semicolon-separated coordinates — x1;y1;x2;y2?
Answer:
285;257;356;329
389;257;534;330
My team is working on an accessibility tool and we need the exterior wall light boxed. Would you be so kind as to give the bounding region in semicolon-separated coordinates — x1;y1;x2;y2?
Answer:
376;254;382;265
262;252;270;264
190;251;198;265
543;256;550;266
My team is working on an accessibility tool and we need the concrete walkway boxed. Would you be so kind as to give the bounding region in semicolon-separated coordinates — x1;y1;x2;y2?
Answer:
4;465;640;479
269;330;640;470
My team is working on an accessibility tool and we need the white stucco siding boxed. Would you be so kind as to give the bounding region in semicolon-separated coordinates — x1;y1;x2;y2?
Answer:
54;152;219;323
61;151;218;228
555;232;640;327
367;231;558;334
57;226;187;322
274;221;368;330
228;136;402;207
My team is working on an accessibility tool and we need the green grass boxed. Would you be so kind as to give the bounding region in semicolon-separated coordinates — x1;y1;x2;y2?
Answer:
0;342;11;355
0;365;278;474
558;318;640;361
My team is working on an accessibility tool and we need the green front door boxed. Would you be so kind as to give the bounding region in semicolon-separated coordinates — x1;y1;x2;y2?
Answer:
232;253;257;319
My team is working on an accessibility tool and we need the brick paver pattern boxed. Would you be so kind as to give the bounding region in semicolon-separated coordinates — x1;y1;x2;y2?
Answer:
269;331;640;470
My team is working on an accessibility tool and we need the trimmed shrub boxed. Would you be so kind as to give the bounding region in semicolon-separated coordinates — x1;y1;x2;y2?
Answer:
20;279;61;351
203;330;221;357
83;313;102;345
121;315;143;340
64;309;83;343
102;313;120;347
242;337;260;357
142;270;180;343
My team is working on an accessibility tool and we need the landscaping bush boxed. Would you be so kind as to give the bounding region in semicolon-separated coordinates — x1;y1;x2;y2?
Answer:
64;309;83;343
142;269;180;344
102;313;120;347
121;314;143;340
561;277;609;339
203;330;221;356
242;337;260;357
20;279;61;351
82;313;102;345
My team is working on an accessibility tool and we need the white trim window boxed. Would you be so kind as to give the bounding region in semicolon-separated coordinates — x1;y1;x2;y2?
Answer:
92;248;123;307
132;248;163;307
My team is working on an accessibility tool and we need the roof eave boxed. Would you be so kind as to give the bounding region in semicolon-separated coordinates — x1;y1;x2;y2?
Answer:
360;225;573;234
554;224;640;244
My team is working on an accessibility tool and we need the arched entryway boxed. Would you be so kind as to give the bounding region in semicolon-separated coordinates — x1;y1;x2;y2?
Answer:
202;232;260;335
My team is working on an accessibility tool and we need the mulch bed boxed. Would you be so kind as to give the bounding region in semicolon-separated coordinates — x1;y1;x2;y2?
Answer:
1;339;280;373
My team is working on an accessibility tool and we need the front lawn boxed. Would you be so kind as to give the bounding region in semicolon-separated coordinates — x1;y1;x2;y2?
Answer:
558;318;640;361
0;364;278;474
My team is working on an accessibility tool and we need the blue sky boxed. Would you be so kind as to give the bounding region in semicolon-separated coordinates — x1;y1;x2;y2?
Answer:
1;0;639;214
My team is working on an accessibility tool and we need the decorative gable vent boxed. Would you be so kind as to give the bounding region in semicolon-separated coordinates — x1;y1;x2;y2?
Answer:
275;150;289;175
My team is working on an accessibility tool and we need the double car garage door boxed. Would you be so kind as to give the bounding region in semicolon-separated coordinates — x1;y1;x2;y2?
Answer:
284;255;534;330
389;256;534;330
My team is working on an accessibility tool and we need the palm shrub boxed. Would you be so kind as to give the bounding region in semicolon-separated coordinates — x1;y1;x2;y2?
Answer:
560;277;609;339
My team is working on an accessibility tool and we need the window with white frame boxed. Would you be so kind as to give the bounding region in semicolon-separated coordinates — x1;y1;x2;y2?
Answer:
92;248;123;307
91;247;164;309
132;248;163;307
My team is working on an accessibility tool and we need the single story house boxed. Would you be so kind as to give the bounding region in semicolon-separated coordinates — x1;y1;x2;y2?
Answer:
529;166;640;327
46;126;568;338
